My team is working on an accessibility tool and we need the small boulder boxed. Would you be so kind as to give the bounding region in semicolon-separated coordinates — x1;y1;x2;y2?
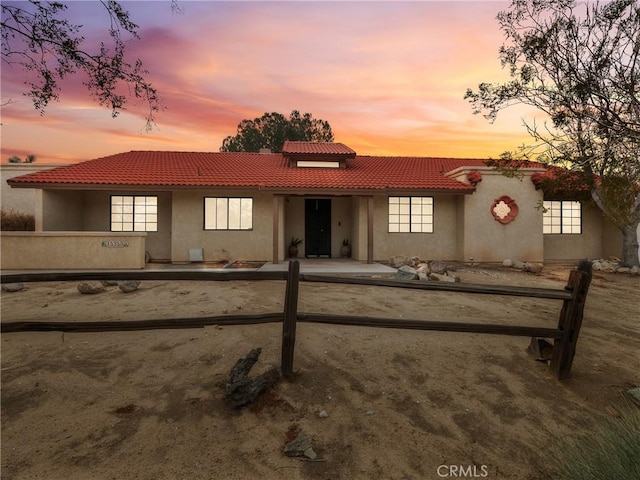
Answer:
429;272;460;283
416;264;430;276
511;260;526;269
592;261;602;271
77;282;105;294
502;259;513;267
118;280;140;293
396;265;418;281
2;283;26;292
524;262;544;274
389;255;408;268
101;280;119;287
429;260;448;274
284;432;318;460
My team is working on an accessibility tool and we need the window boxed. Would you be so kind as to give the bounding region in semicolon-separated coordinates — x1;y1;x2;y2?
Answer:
204;197;253;230
543;201;582;234
388;196;433;233
111;195;157;232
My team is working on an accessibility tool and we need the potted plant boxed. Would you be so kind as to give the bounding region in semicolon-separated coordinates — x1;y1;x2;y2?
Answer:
289;237;303;258
340;238;351;258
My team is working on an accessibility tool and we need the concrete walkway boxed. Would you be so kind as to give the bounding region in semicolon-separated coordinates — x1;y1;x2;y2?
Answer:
258;258;396;275
1;259;397;276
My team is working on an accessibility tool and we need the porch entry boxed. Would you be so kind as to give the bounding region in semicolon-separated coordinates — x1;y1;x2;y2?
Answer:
305;199;331;257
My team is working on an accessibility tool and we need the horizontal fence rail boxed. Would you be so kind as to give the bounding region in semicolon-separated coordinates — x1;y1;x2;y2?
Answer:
297;313;563;339
1;270;288;284
1;260;592;379
300;274;574;300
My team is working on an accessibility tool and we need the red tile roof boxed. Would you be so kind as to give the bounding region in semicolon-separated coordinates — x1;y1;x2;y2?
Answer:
7;150;499;193
283;141;356;156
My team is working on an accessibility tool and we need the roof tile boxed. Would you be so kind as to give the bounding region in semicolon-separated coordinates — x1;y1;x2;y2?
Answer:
7;150;500;193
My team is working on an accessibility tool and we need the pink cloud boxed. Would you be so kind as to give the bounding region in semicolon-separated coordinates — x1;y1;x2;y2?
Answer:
2;0;529;164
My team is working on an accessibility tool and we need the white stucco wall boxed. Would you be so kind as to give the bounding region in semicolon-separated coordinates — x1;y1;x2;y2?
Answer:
544;204;617;261
171;189;274;262
1;164;66;215
373;194;460;261
457;168;545;262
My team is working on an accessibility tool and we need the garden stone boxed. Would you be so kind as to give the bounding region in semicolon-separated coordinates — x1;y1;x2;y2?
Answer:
118;280;140;293
2;283;25;292
524;263;544;274
511;260;526;269
429;273;459;283
77;282;105;294
429;260;447;274
396;265;417;280
389;255;408;268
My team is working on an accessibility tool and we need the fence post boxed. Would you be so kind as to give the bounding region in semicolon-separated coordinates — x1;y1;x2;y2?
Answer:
281;260;300;378
550;260;592;380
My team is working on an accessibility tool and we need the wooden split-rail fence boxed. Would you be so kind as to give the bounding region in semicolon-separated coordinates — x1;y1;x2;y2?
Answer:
1;260;592;380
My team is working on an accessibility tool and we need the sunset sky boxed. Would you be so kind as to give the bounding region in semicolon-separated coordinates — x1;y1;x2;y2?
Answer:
1;0;540;164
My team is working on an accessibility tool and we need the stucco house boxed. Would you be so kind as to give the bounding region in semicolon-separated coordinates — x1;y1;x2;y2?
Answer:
3;141;622;269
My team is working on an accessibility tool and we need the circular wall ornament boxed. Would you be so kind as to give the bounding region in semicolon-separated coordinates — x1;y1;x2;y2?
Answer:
491;195;519;224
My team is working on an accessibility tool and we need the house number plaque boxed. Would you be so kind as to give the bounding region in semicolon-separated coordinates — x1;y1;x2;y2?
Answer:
102;240;129;248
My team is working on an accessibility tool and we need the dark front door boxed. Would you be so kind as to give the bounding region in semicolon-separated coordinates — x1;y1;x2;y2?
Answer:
305;199;331;257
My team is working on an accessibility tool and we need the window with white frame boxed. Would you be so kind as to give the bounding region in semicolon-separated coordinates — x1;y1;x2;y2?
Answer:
111;195;158;232
204;197;253;230
388;196;434;233
543;200;582;234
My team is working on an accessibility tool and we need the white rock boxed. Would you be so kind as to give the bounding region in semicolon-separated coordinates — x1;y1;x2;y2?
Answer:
502;259;513;267
396;265;418;280
2;283;25;292
524;262;544;274
318;410;329;418
429;273;460;283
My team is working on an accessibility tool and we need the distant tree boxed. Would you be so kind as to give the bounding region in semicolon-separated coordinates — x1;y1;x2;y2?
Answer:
7;154;35;163
465;0;640;266
220;110;334;153
0;1;179;130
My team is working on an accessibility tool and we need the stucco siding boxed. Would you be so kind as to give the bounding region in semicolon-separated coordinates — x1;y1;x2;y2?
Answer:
42;190;84;231
80;191;173;261
542;204;626;262
373;194;459;261
460;170;544;262
1;164;64;216
1;231;146;269
171;189;273;262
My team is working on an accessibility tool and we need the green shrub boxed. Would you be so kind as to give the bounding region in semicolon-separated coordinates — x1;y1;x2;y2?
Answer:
552;404;640;480
1;209;35;231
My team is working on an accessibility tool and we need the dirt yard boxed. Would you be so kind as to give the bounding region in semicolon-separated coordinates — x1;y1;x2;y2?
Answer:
1;264;638;480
